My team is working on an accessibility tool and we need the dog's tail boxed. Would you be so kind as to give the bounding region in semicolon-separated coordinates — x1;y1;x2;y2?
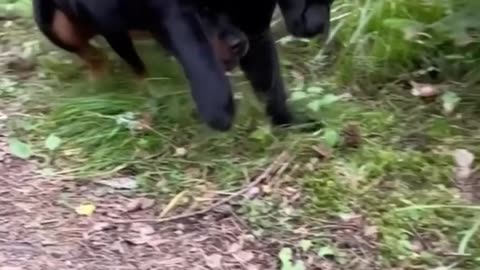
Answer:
32;0;78;52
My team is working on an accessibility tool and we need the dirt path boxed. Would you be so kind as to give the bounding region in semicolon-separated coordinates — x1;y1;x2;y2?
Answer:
0;127;276;270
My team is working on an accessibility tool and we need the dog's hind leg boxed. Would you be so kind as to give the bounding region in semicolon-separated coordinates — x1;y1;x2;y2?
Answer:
102;33;147;79
49;10;108;80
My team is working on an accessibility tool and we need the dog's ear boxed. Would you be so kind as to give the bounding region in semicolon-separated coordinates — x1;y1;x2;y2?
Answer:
278;0;333;38
148;1;235;131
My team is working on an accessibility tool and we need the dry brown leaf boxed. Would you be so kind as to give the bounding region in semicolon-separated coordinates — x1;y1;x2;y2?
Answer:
160;190;188;218
205;254;223;269
233;250;255;263
174;147;188;157
342;123;362;148
127;223;155;245
97;177;137;190
312;144;332;159
127;234;153;245
0;267;23;270
454;149;475;168
227;242;243;253
125;197;156;212
245;186;261;199
130;222;155;235
90;222;115;232
453;149;475;180
247;264;260;270
146;236;170;247
363;225;378;238
135;112;153;131
410;81;440;97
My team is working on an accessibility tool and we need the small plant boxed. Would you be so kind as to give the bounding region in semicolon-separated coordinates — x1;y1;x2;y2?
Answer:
278;248;305;270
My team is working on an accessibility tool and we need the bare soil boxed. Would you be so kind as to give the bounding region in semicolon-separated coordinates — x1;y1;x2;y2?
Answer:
0;125;277;270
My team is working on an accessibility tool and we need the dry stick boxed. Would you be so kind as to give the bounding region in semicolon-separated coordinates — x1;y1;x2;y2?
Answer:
112;152;290;224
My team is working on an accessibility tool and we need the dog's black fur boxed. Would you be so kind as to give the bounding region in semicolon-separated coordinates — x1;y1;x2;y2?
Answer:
199;0;333;128
277;0;334;38
33;0;249;131
33;0;334;131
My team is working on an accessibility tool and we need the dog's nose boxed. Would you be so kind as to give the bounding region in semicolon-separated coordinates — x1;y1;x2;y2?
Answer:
227;36;249;57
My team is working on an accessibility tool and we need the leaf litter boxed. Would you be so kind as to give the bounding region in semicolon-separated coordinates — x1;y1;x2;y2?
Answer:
0;134;279;270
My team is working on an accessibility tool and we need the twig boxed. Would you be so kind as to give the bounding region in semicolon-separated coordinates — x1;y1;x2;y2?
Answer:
111;151;290;224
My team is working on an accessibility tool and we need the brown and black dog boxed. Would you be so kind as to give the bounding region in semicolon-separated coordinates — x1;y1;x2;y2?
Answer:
33;0;248;80
33;0;333;131
33;0;248;131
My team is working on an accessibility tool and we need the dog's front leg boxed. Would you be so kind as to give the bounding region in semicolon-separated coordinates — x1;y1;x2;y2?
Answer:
240;31;293;127
148;2;234;131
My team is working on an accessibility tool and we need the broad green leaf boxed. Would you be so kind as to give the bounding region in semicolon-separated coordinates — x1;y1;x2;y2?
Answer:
45;134;62;151
8;138;32;159
250;126;272;142
441;91;460;114
299;240;313;252
307;94;341;112
322;129;340;147
290;91;309;101
318;246;335;257
279;247;293;270
306;86;325;94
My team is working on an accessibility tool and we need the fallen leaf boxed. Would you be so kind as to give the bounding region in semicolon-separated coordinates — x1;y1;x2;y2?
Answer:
136;112;153;131
245;186;261;199
278;247;293;266
234;250;255;263
364;225;378;238
454;149;475;168
227;242;243;253
130;223;155;235
159;190;188;218
174;147;188;157
318;246;336;257
322;128;340;147
0;267;23;270
127;234;153;245
146;236;169;247
90;222;115;232
312;144;332;159
338;212;361;222
342;123;362;148
441;91;461;115
410;81;440;97
205;254;223;269
45;134;62;151
125;198;156;212
127;223;156;245
8;138;32;159
75;203;96;216
299;239;313;252
453;149;475;180
97;177;137;190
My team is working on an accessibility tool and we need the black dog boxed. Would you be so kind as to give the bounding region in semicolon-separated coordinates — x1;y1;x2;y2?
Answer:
199;0;334;129
33;0;333;131
33;0;249;131
278;0;334;38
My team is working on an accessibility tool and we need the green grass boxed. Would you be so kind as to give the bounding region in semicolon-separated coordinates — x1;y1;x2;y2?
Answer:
3;0;480;268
